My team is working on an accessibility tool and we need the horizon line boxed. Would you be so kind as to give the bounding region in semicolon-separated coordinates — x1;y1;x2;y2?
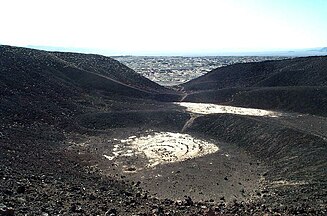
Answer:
2;44;327;57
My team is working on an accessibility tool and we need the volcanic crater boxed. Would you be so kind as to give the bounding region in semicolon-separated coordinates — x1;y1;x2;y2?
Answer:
1;45;326;215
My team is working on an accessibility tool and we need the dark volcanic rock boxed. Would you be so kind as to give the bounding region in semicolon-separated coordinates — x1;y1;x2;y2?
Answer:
187;113;327;210
182;56;327;90
77;110;190;131
181;56;327;116
1;45;326;215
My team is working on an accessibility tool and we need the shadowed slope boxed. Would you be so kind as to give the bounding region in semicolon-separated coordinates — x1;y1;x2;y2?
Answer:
186;113;327;209
182;56;327;90
52;52;170;93
0;45;180;124
0;45;179;98
181;56;327;116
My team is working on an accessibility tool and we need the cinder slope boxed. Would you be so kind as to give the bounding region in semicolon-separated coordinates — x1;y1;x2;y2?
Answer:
0;45;180;123
181;56;327;116
182;56;327;90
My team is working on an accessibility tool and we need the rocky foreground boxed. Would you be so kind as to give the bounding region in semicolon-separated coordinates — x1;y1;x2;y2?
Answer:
1;46;326;215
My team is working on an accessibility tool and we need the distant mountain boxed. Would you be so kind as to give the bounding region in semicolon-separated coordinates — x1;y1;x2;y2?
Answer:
206;47;327;57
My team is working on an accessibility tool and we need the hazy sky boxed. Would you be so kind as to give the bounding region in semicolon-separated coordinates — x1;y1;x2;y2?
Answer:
1;0;327;55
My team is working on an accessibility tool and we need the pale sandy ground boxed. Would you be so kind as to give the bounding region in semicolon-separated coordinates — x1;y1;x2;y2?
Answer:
175;102;283;117
104;130;218;169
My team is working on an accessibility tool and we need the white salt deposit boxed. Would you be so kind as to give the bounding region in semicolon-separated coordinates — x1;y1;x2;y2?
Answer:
103;131;219;168
103;155;115;160
271;180;308;187
175;102;282;117
130;132;218;167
